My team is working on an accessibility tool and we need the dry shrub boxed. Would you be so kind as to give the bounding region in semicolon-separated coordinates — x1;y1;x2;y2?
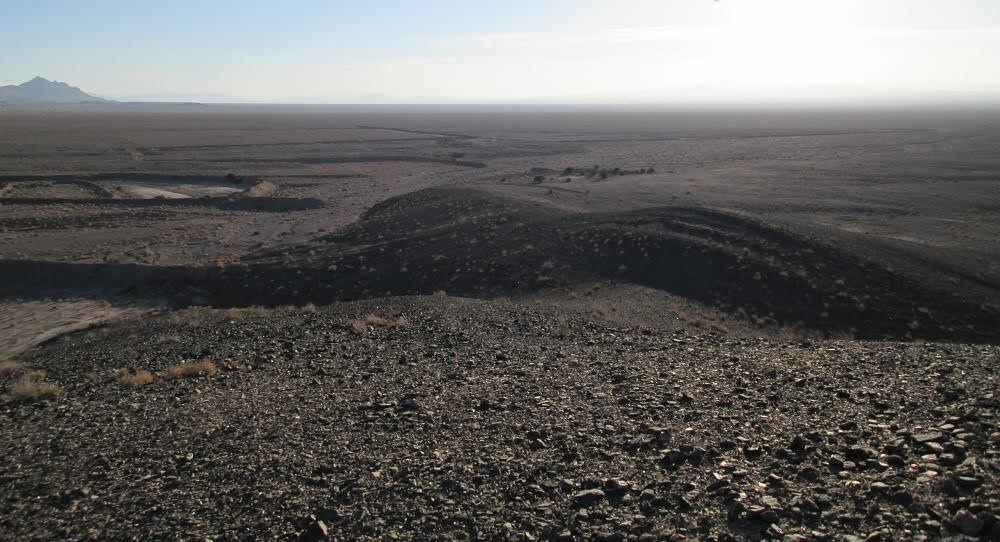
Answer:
0;361;24;376
114;368;154;387
710;322;731;335
350;319;369;334
7;370;62;401
591;302;610;318
164;359;218;379
367;314;409;328
351;314;409;334
555;314;570;337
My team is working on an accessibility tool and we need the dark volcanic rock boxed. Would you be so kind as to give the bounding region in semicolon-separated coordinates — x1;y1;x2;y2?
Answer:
0;297;998;540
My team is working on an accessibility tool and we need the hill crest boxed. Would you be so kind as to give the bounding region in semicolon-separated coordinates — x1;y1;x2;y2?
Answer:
0;76;106;103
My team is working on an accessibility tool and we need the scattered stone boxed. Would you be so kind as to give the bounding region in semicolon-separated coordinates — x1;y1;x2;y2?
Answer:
572;489;606;507
299;520;328;542
914;431;944;443
889;490;913;506
952;509;983;535
846;447;875;461
398;397;420;410
882;454;904;467
2;294;997;540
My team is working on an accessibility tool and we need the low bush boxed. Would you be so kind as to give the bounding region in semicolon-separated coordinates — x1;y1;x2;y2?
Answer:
114;368;154;387
7;370;62;401
164;359;218;379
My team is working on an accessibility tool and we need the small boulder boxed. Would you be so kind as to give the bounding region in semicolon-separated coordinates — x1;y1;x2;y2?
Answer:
952;509;983;535
572;488;606;507
298;520;328;542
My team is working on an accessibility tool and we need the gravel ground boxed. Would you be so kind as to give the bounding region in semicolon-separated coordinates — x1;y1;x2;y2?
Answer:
2;296;998;541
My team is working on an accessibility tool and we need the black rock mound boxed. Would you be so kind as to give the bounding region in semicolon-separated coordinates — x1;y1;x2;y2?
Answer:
218;187;1000;343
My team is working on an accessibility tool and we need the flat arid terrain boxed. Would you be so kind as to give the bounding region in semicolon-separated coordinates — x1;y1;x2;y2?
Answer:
1;105;998;540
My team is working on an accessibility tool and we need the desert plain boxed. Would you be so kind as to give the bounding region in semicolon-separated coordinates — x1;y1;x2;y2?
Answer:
0;105;998;541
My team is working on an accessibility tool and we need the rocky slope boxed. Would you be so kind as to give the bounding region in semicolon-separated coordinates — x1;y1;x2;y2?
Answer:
226;187;1000;343
2;296;998;541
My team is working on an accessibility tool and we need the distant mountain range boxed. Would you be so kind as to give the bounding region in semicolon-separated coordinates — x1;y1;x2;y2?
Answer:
0;77;106;103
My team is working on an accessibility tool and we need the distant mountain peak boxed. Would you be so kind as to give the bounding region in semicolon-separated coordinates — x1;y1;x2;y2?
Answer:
0;77;106;103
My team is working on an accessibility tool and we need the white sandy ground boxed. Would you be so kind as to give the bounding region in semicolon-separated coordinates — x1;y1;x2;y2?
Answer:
171;184;243;197
116;184;242;199
118;185;190;199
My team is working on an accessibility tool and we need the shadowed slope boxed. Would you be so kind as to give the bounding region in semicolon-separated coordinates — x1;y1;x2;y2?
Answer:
228;187;1000;342
0;186;995;342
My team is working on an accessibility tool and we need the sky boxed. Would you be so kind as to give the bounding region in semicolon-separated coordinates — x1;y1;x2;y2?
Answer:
2;0;1000;104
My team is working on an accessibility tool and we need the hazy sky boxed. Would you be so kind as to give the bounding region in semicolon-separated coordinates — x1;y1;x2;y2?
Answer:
3;0;1000;104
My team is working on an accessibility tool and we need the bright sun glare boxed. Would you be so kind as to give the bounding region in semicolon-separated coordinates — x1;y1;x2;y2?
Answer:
709;1;871;90
4;0;999;102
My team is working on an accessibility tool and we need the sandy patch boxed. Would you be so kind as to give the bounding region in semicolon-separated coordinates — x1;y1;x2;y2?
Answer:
0;298;149;358
120;185;191;199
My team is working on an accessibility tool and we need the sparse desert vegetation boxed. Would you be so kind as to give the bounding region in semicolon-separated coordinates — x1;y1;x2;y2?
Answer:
350;314;410;333
0;360;24;375
163;359;218;379
114;367;154;387
5;370;62;401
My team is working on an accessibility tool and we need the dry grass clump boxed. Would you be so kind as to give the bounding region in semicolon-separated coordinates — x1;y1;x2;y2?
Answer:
164;359;218;379
591;302;612;318
367;314;409;327
302;303;318;313
350;314;410;334
350;319;369;334
7;370;62;401
555;314;570;337
114;368;154;387
0;360;24;376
